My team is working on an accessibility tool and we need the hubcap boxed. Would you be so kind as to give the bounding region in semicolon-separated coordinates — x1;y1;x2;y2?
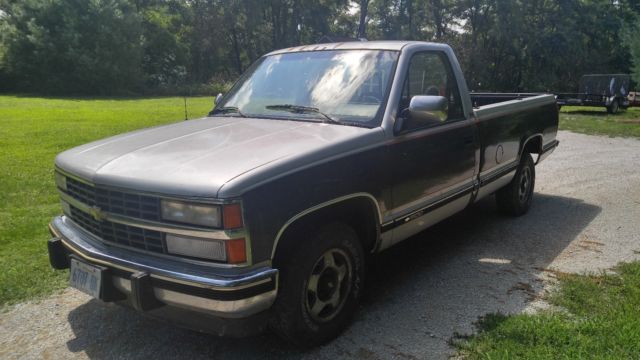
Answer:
518;166;532;203
305;248;352;323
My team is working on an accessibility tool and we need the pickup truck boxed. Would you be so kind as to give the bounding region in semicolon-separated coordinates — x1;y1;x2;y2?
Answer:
47;41;559;346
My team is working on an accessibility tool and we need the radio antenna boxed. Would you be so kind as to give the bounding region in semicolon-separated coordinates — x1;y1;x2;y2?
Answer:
183;97;188;120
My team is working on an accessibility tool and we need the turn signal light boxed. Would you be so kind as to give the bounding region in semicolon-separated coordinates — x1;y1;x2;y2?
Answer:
226;238;247;264
223;204;243;229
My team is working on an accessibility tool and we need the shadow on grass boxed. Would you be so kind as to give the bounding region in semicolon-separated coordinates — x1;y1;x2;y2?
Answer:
65;194;600;359
561;110;611;116
560;107;640;117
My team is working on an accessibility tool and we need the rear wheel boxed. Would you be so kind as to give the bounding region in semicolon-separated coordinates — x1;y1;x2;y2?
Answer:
607;99;619;114
270;223;365;347
496;153;535;216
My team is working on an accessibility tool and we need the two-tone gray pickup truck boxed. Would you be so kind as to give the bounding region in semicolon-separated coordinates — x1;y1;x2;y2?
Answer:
48;41;558;346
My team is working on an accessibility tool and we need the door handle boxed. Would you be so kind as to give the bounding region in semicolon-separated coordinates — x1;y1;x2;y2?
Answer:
463;136;474;145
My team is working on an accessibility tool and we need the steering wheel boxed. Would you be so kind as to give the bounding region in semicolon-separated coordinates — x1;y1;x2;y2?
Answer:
361;93;381;104
425;85;440;96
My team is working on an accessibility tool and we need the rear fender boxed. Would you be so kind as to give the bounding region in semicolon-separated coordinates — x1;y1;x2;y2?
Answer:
520;134;543;162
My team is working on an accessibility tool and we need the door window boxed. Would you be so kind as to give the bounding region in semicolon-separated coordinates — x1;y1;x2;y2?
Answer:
398;52;465;130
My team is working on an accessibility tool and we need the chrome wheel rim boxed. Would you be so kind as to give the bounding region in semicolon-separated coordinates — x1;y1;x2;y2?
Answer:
518;166;532;203
305;248;352;323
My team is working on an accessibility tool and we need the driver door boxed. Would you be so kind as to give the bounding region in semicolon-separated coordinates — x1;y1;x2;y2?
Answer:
386;51;477;244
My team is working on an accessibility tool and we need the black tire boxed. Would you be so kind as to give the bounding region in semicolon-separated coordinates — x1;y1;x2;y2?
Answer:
496;153;535;216
607;99;619;114
270;222;365;347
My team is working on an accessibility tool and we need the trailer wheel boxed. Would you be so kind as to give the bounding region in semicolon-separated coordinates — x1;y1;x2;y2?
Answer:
607;99;619;114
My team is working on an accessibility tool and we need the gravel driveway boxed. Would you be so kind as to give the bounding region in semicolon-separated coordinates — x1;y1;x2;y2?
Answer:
2;130;639;360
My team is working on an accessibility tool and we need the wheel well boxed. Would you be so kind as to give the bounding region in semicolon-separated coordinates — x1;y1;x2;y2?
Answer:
521;135;542;157
272;197;380;262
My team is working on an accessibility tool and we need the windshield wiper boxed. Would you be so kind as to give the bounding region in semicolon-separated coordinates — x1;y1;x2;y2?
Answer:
210;106;246;117
265;104;340;124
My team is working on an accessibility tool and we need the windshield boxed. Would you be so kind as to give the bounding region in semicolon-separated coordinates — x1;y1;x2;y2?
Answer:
214;50;399;127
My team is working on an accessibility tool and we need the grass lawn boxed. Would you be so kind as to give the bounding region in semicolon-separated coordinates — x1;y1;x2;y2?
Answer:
0;95;213;307
456;262;640;359
560;106;640;138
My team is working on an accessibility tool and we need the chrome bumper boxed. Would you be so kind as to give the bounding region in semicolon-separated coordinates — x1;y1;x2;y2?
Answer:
48;216;278;319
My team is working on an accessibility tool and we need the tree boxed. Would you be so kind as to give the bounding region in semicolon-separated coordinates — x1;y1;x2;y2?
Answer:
1;0;143;94
140;1;190;89
454;0;634;92
624;19;640;84
357;0;370;38
0;0;637;95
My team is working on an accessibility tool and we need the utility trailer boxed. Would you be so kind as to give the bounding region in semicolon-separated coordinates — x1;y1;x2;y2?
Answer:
555;74;630;114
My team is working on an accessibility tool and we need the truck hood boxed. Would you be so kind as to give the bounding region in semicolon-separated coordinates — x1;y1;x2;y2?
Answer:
55;117;383;198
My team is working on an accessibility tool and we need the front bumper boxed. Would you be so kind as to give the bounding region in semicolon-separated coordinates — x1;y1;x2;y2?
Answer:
48;216;278;334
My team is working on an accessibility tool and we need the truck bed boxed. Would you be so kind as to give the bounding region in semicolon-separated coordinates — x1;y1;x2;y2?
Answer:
469;93;559;201
470;93;547;107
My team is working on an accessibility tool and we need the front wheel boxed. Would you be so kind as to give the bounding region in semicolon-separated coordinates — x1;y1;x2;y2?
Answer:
496;153;535;216
270;223;365;347
607;99;619;114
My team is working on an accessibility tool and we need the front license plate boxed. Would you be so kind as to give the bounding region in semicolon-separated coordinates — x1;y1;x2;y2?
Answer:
70;258;102;299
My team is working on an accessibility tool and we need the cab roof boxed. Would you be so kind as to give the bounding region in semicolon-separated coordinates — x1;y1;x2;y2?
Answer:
266;40;442;56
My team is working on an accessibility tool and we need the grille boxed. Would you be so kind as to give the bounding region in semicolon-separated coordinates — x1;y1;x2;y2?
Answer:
66;177;160;221
70;205;165;253
65;177;97;206
63;176;164;254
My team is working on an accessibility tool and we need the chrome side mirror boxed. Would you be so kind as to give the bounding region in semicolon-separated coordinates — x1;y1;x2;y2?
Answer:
395;95;448;133
214;93;223;108
409;95;448;121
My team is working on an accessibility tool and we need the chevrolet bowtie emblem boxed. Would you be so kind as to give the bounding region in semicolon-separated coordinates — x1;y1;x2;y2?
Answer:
90;206;105;221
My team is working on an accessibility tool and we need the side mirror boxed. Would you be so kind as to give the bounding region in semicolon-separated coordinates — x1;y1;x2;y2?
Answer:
409;95;448;120
395;95;448;133
214;93;223;108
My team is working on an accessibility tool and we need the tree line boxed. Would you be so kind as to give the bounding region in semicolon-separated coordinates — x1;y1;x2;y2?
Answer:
1;0;640;95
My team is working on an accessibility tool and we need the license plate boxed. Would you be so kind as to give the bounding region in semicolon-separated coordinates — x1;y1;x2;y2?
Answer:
70;258;102;299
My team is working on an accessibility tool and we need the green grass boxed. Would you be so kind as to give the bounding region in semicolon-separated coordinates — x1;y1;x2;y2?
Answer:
456;262;640;359
560;106;640;137
0;95;213;306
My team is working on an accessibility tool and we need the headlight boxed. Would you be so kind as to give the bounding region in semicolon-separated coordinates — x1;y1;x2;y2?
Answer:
166;234;227;261
54;172;67;191
161;200;221;228
165;234;247;263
